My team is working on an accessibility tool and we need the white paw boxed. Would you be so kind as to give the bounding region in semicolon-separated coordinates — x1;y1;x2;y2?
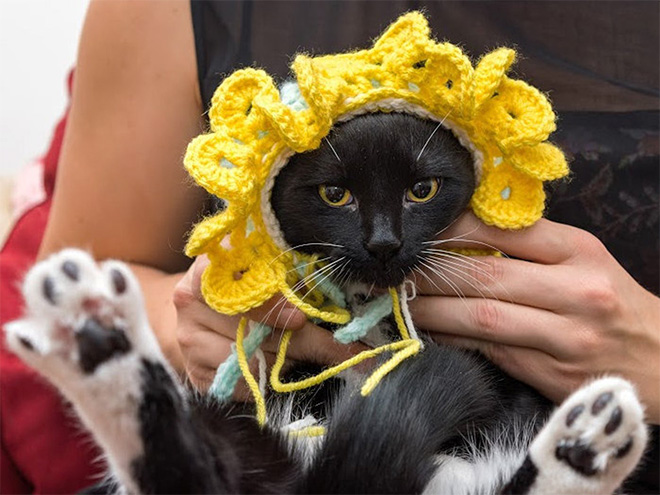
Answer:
5;249;160;379
530;377;647;495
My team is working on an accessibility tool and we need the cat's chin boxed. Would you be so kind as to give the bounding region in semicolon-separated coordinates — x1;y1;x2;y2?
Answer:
351;271;408;289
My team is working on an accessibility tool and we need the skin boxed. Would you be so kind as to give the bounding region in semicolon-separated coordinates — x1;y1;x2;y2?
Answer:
39;0;659;423
410;212;660;424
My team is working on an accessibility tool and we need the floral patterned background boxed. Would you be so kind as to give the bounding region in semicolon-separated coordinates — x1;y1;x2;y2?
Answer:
547;111;659;294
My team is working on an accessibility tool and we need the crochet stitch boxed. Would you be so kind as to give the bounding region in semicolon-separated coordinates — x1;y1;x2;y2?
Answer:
184;11;568;318
185;12;569;423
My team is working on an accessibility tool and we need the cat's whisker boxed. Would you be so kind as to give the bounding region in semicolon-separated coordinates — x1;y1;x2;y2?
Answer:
365;282;376;301
423;253;494;284
284;256;332;276
421;248;491;268
416;259;472;316
422;257;493;302
280;257;352;331
418;261;478;320
324;137;342;163
424;237;510;259
430;215;463;239
416;109;451;162
274;259;348;347
271;256;347;327
412;265;445;297
424;224;481;245
268;242;345;266
254;258;346;329
434;255;514;302
423;251;515;304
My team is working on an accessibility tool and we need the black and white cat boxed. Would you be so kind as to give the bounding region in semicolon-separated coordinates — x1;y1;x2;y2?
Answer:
5;114;648;494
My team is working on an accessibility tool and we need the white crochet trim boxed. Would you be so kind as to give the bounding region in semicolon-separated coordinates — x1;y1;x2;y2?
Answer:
260;98;484;253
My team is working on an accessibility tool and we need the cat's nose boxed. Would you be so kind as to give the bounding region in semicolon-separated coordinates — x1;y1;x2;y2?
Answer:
365;237;402;262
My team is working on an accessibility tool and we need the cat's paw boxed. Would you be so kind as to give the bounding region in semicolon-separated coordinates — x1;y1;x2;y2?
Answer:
529;377;647;495
5;249;161;383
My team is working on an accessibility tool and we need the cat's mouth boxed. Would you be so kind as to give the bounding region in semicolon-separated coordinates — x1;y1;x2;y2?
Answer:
342;260;411;289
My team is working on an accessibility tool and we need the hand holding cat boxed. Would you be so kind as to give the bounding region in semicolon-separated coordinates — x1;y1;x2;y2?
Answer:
410;212;660;424
174;254;364;393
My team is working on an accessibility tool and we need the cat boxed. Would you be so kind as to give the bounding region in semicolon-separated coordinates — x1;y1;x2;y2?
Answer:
5;113;648;494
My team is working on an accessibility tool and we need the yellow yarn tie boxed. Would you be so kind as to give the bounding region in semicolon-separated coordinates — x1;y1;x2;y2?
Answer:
287;426;327;438
234;285;422;426
270;286;421;394
389;287;410;340
280;285;351;324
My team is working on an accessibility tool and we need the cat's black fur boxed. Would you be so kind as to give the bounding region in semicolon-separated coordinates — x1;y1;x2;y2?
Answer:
14;111;644;494
272;113;475;288
112;112;552;493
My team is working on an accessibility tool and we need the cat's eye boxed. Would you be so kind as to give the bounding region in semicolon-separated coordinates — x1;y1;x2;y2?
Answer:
407;178;440;203
319;185;353;207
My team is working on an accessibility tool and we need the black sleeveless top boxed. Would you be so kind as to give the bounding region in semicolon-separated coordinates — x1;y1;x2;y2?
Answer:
190;3;659;490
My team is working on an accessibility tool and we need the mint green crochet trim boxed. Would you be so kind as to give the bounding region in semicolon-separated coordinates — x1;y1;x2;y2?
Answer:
334;293;392;344
279;81;309;111
208;322;272;401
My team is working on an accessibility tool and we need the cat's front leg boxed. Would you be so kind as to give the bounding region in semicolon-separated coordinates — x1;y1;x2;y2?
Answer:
502;377;647;495
5;249;223;494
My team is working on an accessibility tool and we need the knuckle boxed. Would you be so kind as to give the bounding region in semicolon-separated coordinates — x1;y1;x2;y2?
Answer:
555;361;586;391
571;327;602;357
176;325;194;350
468;256;503;288
172;284;196;309
472;300;501;337
484;342;507;364
580;276;620;315
570;229;606;259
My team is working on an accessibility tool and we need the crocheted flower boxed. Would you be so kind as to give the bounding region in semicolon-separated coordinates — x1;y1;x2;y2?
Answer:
184;11;568;316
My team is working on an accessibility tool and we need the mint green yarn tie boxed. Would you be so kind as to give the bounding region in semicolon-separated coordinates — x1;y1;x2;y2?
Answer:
208;322;272;401
334;293;392;344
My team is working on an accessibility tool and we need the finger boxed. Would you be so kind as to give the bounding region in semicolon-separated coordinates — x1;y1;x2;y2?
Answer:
262;322;369;366
246;295;307;330
435;211;586;265
185;348;281;401
410;295;568;357
414;254;574;311
187;254;210;301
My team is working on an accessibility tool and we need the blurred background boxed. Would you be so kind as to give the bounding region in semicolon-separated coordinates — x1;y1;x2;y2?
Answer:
0;0;88;237
0;0;88;174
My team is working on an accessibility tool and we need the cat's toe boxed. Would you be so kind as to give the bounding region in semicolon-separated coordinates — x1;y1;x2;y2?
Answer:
528;377;647;495
5;249;158;376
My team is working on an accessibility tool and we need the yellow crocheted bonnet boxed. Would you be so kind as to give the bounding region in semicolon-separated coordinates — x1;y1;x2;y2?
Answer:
184;11;568;319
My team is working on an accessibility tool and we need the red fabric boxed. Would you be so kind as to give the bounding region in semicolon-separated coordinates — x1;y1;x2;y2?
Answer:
1;71;103;494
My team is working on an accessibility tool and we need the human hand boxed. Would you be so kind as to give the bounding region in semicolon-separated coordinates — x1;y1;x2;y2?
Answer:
410;211;660;424
174;255;363;393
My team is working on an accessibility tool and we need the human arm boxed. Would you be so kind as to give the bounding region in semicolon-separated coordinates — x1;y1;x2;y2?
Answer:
38;0;205;372
410;211;660;423
174;255;366;391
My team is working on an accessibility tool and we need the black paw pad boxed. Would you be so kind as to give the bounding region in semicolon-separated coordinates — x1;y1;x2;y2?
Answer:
43;277;56;305
110;269;127;295
592;391;613;414
18;337;34;351
61;261;80;281
566;404;584;427
556;441;597;476
605;406;623;435
75;318;131;373
615;437;633;458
